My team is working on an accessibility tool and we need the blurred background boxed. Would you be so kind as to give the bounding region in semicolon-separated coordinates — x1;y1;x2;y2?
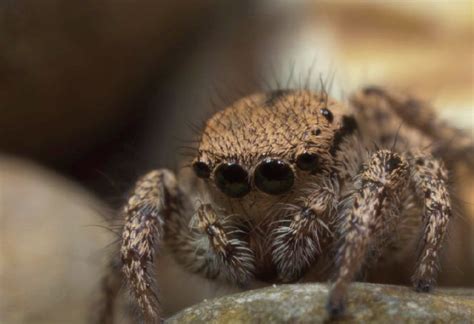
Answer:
0;1;473;323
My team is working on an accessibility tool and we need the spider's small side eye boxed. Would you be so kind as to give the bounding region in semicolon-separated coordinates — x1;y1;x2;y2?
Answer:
385;155;402;172
320;108;334;123
215;162;250;198
296;152;319;171
193;161;211;178
255;158;294;195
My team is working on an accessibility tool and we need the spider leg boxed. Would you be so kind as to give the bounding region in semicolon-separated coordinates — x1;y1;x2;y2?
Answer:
118;171;255;322
271;176;337;282
327;150;410;319
409;152;452;292
187;203;255;285
352;86;474;166
120;169;180;323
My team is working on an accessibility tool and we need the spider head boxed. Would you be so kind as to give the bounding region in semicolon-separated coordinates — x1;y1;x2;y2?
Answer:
191;90;355;203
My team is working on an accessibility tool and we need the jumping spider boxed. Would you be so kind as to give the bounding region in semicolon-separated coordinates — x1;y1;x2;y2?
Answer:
95;86;473;323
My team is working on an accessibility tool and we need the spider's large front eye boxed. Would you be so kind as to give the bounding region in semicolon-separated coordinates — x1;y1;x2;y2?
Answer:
255;158;294;195
214;162;250;198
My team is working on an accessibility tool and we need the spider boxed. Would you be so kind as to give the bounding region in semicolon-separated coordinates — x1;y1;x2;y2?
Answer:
94;86;473;323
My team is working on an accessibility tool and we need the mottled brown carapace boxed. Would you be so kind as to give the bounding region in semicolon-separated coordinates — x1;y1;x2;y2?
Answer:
197;91;342;167
94;87;473;323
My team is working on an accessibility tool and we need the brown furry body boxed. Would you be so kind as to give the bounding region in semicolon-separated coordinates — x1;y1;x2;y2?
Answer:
95;87;472;323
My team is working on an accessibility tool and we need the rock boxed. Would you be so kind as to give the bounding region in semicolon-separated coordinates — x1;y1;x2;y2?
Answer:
0;156;115;324
167;283;474;323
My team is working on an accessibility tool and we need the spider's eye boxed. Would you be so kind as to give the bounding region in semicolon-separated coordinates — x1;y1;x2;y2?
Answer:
215;162;250;198
385;155;402;172
255;158;294;195
193;161;211;178
296;152;319;171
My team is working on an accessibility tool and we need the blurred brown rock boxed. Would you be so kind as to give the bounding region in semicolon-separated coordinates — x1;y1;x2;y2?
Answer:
0;156;114;323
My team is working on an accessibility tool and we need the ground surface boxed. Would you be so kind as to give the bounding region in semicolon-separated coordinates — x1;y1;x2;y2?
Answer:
168;283;474;323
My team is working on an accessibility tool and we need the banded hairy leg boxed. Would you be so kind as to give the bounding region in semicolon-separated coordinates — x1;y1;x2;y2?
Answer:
328;150;410;317
270;174;338;282
97;170;256;323
327;149;452;318
351;86;474;167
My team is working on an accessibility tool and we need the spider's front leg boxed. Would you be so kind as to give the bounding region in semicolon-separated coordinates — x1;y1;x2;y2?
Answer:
409;152;452;292
271;176;337;282
327;150;410;318
189;204;256;285
118;171;256;322
120;169;180;323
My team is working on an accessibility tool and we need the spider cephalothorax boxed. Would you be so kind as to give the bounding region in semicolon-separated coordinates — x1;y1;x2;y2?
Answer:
94;87;472;323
